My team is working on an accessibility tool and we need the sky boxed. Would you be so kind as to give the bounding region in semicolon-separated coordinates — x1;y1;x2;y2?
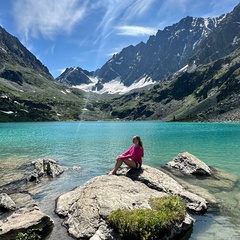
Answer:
0;0;239;78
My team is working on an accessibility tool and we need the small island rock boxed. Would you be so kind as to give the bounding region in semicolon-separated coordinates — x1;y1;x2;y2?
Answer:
166;152;212;176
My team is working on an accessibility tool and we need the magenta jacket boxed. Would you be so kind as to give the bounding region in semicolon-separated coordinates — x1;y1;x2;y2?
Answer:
119;145;144;164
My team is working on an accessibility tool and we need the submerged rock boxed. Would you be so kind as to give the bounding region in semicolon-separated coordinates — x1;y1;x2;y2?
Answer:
0;205;54;240
166;152;212;176
55;165;211;239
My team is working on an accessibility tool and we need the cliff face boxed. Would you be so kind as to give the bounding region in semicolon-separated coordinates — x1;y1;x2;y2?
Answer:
190;4;240;65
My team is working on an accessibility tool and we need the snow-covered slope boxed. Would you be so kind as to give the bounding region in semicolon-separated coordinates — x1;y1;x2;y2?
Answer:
73;76;156;94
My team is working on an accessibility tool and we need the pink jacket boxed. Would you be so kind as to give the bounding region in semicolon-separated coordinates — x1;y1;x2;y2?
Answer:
119;145;144;164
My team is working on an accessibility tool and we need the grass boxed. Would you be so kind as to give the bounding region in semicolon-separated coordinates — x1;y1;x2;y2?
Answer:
107;195;187;240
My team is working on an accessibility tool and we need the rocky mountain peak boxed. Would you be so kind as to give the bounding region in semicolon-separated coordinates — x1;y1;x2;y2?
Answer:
56;3;240;95
56;67;94;86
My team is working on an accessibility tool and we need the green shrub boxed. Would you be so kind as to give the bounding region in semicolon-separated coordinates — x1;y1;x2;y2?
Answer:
108;195;187;240
16;229;41;240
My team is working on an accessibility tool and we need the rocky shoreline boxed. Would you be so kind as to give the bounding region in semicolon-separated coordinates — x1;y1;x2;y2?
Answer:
0;153;238;240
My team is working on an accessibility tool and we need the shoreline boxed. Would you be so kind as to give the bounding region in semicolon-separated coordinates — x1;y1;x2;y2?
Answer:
1;155;240;239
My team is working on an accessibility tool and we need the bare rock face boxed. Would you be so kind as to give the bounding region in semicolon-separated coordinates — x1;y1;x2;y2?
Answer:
55;165;211;239
0;193;16;211
166;152;212;176
0;205;54;240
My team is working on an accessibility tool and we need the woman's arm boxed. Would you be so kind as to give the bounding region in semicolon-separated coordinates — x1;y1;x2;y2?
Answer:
118;146;133;159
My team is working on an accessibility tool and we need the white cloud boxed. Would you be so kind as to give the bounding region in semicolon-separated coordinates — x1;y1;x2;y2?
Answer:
95;0;157;40
116;26;157;36
13;0;88;39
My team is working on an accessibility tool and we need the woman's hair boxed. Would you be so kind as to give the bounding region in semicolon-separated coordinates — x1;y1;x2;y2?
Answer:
133;136;144;156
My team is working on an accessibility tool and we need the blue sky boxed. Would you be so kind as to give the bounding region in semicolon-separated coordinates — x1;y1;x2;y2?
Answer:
0;0;239;78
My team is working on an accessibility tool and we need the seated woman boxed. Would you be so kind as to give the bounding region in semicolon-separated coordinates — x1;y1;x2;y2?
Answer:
109;135;144;175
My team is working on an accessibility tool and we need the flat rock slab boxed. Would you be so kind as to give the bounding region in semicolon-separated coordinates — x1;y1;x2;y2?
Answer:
0;206;54;240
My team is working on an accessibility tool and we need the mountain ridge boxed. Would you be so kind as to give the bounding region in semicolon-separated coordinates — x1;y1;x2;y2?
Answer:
57;12;231;93
0;3;240;122
57;3;240;95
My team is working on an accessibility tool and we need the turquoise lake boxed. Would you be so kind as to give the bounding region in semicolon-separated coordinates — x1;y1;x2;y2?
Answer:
0;121;240;239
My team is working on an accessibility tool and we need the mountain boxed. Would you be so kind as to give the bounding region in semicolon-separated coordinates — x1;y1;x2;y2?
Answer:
0;26;100;122
93;48;240;122
190;3;240;65
1;3;240;122
56;67;94;86
96;16;223;85
0;27;51;81
57;3;240;94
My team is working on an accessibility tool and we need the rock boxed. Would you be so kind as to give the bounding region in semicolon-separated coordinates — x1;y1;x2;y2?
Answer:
119;165;209;212
56;175;168;239
27;158;66;182
166;152;212;176
0;205;54;240
56;165;204;239
160;170;218;205
90;224;121;240
9;193;37;209
210;167;238;190
44;159;66;177
0;193;16;211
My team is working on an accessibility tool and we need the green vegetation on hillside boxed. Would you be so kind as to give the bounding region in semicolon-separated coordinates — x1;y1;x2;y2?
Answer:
95;48;240;122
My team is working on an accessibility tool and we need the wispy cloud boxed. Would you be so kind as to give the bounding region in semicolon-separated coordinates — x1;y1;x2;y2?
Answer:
116;26;157;36
159;0;237;20
95;0;157;39
13;0;88;39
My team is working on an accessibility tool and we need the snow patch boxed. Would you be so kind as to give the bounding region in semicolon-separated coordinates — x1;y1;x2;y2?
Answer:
232;36;240;46
72;76;156;95
0;110;14;114
0;47;7;53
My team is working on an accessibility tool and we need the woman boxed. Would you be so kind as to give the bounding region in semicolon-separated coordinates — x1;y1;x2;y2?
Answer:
109;135;144;175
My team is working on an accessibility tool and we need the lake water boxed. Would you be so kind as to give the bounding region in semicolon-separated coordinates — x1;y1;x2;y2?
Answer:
0;121;240;239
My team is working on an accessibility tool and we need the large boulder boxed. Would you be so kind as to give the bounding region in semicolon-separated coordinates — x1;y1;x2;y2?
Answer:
55;165;212;239
0;205;54;240
56;175;168;239
0;193;16;211
166;152;212;176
